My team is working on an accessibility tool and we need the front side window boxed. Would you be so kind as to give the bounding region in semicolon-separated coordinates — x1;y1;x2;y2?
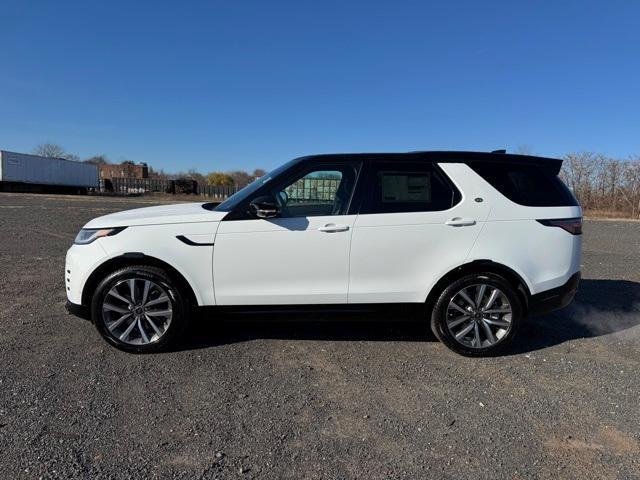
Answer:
273;163;360;217
214;157;302;212
362;161;459;214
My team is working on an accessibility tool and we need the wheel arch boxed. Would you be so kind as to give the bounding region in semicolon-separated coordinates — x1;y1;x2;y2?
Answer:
81;253;199;309
424;260;532;315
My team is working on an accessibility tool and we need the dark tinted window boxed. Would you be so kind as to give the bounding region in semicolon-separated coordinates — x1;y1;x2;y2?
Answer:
362;162;459;214
469;162;578;207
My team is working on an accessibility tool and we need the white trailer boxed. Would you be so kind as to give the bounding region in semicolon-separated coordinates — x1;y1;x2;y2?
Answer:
0;150;99;193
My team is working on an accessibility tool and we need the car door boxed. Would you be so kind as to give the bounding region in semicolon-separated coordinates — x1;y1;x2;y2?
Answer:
348;161;491;303
213;160;363;305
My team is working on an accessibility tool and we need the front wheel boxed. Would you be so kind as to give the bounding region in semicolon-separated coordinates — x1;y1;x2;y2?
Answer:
91;265;189;353
430;273;523;357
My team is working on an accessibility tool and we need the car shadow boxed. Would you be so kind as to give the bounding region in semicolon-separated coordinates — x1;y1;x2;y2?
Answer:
180;307;430;351
175;279;640;355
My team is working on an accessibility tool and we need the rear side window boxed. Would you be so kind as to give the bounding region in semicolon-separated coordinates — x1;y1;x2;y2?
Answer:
361;162;460;214
469;162;578;207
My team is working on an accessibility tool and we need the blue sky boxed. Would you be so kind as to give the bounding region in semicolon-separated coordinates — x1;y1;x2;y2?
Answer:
1;0;638;173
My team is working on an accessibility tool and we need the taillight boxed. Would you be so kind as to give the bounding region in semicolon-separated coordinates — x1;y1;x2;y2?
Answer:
536;217;582;235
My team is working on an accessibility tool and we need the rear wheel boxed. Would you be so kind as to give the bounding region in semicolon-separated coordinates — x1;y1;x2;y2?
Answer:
91;265;188;353
430;273;522;356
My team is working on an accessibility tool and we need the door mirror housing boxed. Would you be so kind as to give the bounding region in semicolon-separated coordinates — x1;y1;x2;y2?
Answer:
248;195;280;219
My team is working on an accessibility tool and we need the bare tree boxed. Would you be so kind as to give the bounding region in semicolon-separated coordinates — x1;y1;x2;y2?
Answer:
184;169;206;184
33;143;66;158
33;143;81;161
84;155;109;165
561;152;600;209
148;166;168;179
618;157;640;219
561;152;640;218
228;170;253;187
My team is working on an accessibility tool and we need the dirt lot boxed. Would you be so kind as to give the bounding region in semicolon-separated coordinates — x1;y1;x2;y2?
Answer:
1;192;639;479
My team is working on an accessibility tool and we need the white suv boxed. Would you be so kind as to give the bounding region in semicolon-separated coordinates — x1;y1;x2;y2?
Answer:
66;151;582;356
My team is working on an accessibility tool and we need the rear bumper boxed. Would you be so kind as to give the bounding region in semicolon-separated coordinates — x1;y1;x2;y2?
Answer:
528;271;581;317
66;300;91;321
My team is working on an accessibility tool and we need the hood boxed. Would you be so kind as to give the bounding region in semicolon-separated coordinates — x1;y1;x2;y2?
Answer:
83;202;227;228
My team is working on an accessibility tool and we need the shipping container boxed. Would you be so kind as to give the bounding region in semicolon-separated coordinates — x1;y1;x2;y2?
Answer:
0;150;99;192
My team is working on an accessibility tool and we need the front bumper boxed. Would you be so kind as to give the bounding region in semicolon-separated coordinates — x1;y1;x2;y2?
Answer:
66;300;91;320
528;271;581;317
65;241;109;305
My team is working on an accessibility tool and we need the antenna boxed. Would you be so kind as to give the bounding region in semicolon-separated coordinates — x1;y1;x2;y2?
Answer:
491;149;506;154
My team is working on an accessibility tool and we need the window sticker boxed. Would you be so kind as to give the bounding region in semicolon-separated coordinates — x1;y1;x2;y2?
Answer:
380;172;431;203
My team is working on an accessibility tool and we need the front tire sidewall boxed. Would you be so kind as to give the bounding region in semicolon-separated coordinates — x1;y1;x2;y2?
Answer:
91;267;186;353
431;273;522;357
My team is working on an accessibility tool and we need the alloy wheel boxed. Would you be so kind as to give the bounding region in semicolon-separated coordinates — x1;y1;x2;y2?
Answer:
445;283;513;349
102;278;173;345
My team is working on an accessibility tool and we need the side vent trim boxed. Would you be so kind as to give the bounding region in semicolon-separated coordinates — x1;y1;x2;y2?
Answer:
176;235;214;247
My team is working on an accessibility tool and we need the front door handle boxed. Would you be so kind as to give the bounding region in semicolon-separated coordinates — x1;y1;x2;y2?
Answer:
318;224;350;233
445;217;476;227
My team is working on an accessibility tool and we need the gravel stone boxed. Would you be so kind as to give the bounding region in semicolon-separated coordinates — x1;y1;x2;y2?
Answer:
1;193;639;479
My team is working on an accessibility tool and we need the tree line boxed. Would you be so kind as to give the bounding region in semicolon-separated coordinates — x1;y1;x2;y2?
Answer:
561;152;640;219
30;143;640;217
31;143;266;188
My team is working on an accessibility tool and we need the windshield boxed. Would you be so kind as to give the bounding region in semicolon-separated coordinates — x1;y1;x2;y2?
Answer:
214;157;301;211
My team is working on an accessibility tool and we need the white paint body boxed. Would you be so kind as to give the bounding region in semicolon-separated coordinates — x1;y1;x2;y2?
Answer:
214;215;357;304
66;163;582;308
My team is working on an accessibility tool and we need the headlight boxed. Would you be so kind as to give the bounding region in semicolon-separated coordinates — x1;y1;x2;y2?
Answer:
74;227;126;245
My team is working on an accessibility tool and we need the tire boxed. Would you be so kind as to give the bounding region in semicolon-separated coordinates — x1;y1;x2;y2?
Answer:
91;265;189;353
430;272;523;357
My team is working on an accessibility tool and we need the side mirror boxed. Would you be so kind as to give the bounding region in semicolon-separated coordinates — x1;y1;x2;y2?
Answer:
248;195;280;219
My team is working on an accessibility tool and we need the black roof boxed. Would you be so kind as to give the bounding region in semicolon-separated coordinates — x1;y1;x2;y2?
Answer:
296;150;563;173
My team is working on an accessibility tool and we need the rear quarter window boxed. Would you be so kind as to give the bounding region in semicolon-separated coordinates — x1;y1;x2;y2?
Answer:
469;162;578;207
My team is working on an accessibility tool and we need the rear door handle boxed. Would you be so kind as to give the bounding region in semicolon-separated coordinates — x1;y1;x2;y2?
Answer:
445;217;476;227
318;224;350;233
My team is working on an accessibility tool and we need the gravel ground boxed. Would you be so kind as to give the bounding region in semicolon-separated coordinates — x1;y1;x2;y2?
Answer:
1;192;639;480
